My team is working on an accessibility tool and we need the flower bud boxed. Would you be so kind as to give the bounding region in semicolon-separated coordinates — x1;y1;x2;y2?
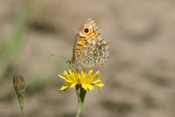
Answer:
13;74;25;112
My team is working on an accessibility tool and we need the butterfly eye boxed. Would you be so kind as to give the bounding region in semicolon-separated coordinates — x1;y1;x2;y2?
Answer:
84;28;89;33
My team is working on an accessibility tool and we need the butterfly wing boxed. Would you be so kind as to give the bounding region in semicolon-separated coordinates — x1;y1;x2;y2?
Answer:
68;18;109;70
76;35;109;69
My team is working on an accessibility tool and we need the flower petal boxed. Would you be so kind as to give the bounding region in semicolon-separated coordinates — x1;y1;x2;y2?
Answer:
70;83;77;88
82;83;88;90
59;75;73;82
58;75;67;80
88;69;93;76
92;79;102;84
63;71;68;77
95;83;104;87
87;84;94;91
59;82;72;91
93;71;100;78
81;70;85;76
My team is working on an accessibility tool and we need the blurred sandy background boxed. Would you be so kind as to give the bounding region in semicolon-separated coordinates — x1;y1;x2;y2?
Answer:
0;0;175;117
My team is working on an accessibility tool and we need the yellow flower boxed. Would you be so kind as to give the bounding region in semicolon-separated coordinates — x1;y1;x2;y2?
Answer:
58;69;104;91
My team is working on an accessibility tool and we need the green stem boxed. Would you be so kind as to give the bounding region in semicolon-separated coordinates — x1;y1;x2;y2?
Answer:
18;93;25;117
76;85;86;117
22;110;25;117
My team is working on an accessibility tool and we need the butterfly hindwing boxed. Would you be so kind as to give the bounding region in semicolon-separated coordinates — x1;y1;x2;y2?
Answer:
77;35;109;69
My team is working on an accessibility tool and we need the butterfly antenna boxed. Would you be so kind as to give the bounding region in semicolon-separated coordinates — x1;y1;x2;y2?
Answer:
51;54;69;61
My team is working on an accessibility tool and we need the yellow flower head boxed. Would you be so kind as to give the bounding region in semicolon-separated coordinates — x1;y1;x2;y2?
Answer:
58;69;104;91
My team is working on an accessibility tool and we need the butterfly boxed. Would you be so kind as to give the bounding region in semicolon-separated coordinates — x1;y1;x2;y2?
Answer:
67;18;109;70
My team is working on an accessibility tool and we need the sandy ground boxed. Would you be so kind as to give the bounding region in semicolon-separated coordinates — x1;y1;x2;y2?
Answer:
0;0;175;117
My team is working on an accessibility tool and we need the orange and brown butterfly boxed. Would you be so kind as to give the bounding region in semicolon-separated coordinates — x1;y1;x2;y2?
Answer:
67;18;109;70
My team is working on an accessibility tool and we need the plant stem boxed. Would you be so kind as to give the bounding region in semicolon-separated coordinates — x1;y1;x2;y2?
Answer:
22;110;25;117
76;85;86;117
